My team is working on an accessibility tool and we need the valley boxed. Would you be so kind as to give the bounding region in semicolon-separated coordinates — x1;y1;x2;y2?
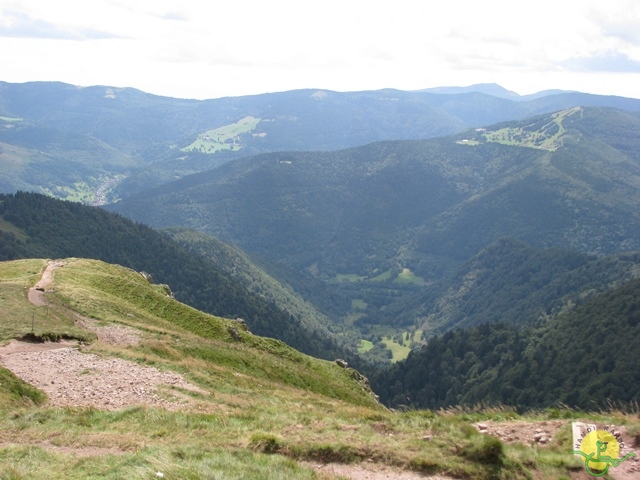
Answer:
107;106;640;367
1;81;640;478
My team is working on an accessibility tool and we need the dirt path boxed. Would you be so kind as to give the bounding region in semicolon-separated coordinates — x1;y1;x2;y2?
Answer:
27;259;67;306
1;259;208;411
0;339;79;354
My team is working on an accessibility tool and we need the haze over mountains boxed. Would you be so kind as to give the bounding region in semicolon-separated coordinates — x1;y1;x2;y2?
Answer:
1;80;640;411
2;80;640;203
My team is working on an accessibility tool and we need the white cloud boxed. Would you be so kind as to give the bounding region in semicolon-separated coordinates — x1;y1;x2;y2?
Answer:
0;0;639;99
0;9;115;39
564;52;640;73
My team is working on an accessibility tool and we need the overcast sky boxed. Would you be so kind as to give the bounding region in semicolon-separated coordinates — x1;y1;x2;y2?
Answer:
1;0;640;100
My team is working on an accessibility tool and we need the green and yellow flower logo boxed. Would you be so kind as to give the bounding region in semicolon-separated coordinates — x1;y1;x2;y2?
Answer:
572;428;636;477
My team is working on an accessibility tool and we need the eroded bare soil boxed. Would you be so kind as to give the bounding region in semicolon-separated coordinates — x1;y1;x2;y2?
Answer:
2;260;207;411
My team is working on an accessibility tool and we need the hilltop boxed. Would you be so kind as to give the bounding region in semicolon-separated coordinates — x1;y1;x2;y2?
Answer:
1;258;638;479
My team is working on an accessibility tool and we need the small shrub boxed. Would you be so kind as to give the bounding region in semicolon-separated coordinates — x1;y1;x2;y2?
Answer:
462;435;505;466
248;432;282;454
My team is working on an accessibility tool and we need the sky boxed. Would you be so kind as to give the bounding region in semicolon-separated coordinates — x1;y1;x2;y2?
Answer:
1;0;640;100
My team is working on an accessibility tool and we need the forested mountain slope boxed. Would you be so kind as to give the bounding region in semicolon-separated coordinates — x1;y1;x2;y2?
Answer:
164;228;353;340
374;275;640;410
107;107;640;352
110;107;640;283
372;238;640;335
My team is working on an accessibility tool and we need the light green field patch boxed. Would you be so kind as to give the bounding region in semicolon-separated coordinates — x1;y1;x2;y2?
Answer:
382;336;412;362
393;268;424;285
482;107;581;151
358;339;373;353
182;116;261;154
413;329;423;343
41;174;126;204
53;182;95;203
351;299;367;310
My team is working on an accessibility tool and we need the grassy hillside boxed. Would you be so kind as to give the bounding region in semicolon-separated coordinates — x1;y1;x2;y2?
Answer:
46;259;377;406
1;258;635;479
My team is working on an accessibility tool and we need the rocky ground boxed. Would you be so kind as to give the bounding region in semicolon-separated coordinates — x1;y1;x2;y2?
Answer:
0;343;206;411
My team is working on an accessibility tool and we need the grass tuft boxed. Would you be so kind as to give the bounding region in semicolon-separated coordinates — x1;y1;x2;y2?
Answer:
248;432;283;454
461;434;505;466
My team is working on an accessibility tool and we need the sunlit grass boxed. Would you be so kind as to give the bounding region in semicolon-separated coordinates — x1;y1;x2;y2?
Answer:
0;259;94;343
393;268;424;285
358;339;373;353
181;116;260;154
382;336;412;362
2;257;636;479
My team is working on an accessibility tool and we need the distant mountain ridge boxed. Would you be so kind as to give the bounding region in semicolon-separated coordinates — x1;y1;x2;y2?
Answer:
2;80;640;203
418;82;573;101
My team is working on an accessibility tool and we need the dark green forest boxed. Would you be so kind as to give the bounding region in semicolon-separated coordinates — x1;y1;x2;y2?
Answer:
373;277;640;411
